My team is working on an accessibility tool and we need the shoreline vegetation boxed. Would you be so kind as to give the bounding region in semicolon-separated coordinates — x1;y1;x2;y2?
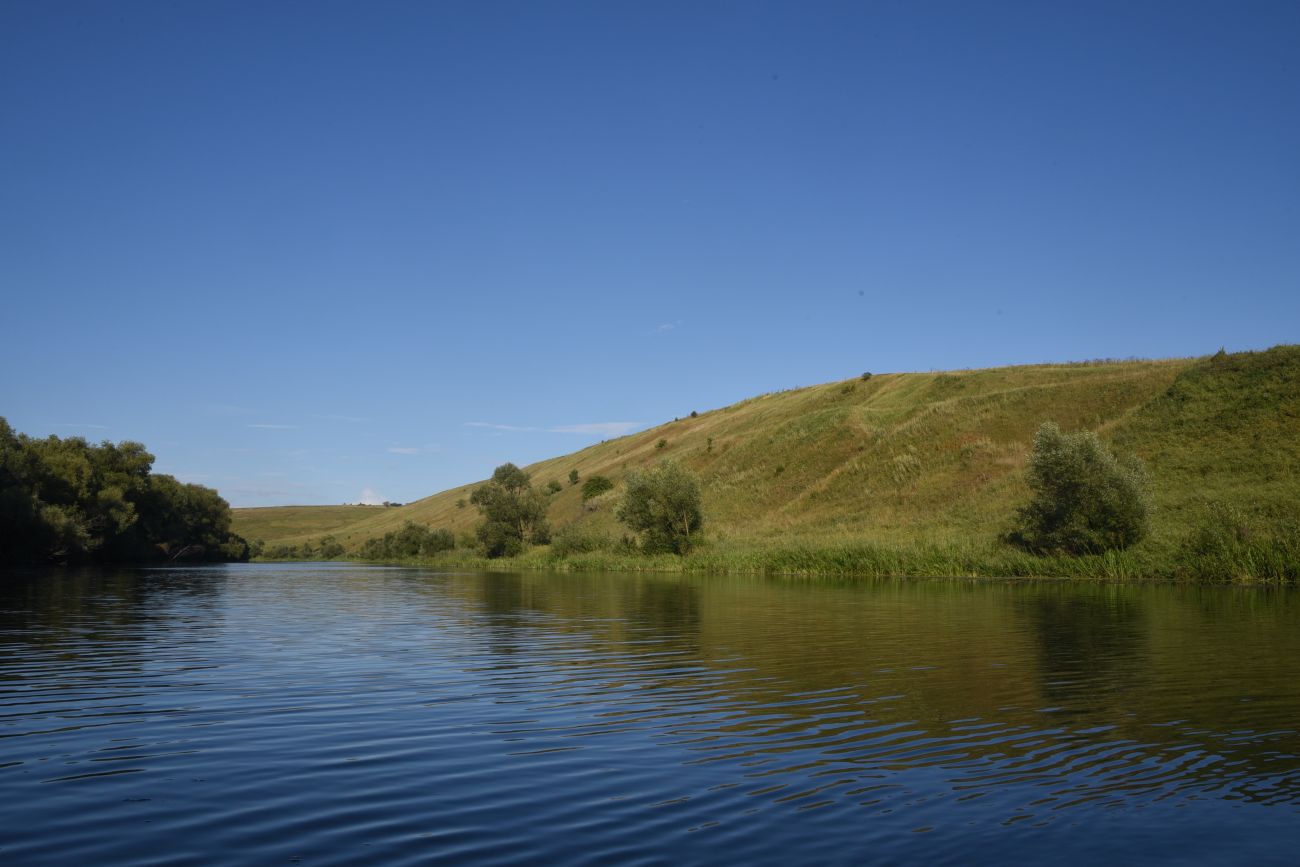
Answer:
239;346;1300;585
0;419;248;566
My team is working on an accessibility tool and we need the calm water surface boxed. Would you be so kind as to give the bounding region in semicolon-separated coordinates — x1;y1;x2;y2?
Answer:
2;564;1299;865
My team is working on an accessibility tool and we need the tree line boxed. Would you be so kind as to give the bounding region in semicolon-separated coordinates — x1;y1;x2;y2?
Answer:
0;418;249;565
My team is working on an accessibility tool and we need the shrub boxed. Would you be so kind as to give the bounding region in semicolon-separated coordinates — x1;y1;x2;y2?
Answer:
617;459;704;554
581;475;614;501
1005;422;1152;554
568;468;580;486
545;479;563;495
358;522;455;560
656;439;668;450
1179;501;1300;582
550;525;613;557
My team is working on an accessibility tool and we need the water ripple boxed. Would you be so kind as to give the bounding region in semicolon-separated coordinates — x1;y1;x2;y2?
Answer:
2;566;1300;865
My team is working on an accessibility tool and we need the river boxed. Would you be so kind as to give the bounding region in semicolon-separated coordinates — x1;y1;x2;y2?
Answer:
2;564;1298;864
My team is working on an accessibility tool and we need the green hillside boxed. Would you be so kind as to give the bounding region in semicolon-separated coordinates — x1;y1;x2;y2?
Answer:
232;346;1300;579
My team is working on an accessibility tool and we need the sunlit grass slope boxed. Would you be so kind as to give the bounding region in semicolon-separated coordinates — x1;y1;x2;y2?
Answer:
234;346;1299;561
231;505;389;546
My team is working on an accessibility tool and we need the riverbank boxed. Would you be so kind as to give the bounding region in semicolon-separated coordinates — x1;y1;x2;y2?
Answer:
263;531;1300;584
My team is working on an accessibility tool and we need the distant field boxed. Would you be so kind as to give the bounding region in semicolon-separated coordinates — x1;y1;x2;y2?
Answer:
232;505;394;547
233;346;1300;579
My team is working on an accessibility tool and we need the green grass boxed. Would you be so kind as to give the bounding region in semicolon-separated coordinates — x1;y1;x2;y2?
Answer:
231;505;393;548
239;346;1300;582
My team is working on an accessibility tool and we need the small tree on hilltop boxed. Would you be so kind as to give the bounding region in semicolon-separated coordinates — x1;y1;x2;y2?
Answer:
617;459;704;554
1005;422;1152;555
470;462;551;557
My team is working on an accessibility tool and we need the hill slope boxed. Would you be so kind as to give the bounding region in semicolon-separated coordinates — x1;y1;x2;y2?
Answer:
233;346;1300;560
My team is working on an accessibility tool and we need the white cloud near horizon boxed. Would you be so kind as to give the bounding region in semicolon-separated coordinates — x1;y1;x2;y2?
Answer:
466;421;643;437
360;487;384;505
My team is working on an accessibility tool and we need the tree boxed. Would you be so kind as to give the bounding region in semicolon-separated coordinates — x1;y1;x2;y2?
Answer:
1005;422;1152;554
568;468;580;486
580;475;614;501
0;417;248;565
470;463;550;557
617;459;704;554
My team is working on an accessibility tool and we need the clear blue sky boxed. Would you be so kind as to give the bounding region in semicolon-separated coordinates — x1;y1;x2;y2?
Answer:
3;1;1297;507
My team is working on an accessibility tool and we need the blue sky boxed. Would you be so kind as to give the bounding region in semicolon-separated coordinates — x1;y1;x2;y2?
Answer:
2;1;1297;507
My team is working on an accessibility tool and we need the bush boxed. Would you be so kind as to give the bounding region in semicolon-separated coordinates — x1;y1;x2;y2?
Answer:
581;475;614;501
1179;501;1300;582
358;522;454;560
568;469;580;486
617;459;704;554
545;479;563;495
1005;422;1152;554
550;525;613;557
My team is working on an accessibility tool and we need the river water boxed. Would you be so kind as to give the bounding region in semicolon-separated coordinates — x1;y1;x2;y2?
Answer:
2;564;1298;865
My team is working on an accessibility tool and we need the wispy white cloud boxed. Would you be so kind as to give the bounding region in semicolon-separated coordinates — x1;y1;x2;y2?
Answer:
466;421;643;437
360;487;384;505
202;403;256;417
550;422;643;437
247;423;298;430
465;422;539;432
387;447;421;455
651;321;682;334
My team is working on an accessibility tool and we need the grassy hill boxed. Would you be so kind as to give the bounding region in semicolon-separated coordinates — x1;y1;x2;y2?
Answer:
232;346;1300;580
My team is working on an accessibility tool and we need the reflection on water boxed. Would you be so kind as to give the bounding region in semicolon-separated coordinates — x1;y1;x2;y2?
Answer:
2;565;1299;865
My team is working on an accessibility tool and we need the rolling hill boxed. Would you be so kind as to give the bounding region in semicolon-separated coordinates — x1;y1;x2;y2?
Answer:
233;345;1299;569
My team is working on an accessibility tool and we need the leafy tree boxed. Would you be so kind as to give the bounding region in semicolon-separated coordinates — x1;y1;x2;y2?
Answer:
617;459;704;554
1005;422;1152;554
470;463;550;557
0;418;247;565
580;475;614;501
568;468;580;486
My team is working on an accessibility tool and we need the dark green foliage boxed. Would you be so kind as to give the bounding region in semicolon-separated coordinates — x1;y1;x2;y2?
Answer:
1178;501;1300;582
861;372;873;381
690;410;698;418
545;479;563;495
580;475;614;502
656;439;667;450
549;525;613;557
0;417;247;565
470;463;551;558
318;535;346;559
568;468;580;486
1005;422;1152;555
617;459;704;554
358;521;455;560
